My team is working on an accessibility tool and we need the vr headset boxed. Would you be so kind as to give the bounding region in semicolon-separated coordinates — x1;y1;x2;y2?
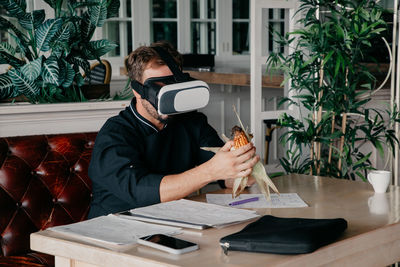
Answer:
131;46;210;115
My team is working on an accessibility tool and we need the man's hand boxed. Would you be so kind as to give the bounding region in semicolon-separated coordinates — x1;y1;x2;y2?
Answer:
206;140;259;182
159;141;259;202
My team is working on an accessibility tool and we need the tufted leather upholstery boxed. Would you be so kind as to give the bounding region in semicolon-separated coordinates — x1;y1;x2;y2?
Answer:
0;132;97;266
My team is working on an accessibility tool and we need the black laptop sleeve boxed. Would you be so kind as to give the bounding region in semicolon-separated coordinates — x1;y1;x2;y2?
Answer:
219;215;347;255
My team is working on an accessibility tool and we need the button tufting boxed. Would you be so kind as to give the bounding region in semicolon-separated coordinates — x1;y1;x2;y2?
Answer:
0;133;95;260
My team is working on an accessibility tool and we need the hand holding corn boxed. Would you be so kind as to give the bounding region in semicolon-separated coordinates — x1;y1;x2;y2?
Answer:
230;125;279;199
201;106;279;200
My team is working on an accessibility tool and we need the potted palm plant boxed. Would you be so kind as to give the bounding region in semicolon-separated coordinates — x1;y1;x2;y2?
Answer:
267;0;399;180
0;0;120;103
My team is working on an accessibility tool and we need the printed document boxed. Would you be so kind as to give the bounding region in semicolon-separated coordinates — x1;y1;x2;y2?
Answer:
47;214;181;249
206;193;308;208
123;199;259;229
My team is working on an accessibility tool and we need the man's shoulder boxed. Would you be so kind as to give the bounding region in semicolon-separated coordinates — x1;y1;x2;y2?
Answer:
98;108;140;138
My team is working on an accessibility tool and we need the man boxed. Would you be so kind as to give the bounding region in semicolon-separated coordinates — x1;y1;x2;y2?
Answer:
88;41;258;218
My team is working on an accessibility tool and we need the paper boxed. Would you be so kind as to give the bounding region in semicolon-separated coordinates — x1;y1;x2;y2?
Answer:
126;199;259;228
206;193;308;208
47;214;181;248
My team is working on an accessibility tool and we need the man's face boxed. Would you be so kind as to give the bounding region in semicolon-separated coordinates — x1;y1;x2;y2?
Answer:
140;59;173;123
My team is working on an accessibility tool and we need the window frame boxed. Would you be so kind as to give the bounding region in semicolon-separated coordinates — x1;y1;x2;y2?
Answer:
32;0;292;77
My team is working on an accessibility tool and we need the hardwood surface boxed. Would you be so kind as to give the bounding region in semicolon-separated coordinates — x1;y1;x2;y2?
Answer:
30;174;400;266
186;70;283;88
120;66;284;88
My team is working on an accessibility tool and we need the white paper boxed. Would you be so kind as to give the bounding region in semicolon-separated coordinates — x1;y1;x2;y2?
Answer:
206;193;308;208
129;199;259;228
47;214;182;247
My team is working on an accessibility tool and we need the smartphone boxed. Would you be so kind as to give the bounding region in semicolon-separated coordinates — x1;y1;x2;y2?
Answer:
137;234;199;254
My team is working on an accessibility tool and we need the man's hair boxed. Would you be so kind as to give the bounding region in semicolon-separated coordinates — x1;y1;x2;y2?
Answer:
126;41;183;82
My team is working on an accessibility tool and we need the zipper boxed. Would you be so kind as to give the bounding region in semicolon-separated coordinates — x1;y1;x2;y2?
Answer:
220;242;230;255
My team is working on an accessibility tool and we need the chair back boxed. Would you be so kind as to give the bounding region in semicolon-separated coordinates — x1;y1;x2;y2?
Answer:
86;60;112;85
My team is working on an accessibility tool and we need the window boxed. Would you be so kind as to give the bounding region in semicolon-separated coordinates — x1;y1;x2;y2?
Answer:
103;0;133;58
60;0;290;74
151;0;178;48
232;0;250;55
267;9;286;54
190;0;216;54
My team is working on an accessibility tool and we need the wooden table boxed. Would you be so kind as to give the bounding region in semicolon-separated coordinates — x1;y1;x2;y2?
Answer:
30;174;400;266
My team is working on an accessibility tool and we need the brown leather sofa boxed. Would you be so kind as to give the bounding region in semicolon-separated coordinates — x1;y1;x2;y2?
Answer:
0;133;97;267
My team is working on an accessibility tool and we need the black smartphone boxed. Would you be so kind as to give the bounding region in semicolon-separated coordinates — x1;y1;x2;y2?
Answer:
138;234;199;254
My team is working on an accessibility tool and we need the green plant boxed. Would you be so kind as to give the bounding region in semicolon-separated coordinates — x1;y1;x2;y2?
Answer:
0;0;120;103
267;0;399;180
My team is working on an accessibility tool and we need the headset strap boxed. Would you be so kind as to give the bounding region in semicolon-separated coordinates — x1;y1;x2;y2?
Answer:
130;79;147;98
152;46;186;82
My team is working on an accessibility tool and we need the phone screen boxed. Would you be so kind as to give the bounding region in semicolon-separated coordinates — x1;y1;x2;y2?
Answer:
140;234;196;250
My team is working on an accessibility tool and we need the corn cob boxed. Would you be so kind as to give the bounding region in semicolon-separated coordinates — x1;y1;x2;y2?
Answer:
231;126;250;198
232;126;249;149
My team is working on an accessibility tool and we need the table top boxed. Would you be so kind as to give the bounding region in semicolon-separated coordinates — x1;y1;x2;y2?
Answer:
119;65;284;88
30;174;400;267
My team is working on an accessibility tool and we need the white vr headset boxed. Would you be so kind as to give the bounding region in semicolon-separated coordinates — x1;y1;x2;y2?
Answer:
131;46;210;115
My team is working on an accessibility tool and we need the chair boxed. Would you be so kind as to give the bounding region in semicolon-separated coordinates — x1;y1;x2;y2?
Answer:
263;119;280;165
85;59;112;85
82;60;112;99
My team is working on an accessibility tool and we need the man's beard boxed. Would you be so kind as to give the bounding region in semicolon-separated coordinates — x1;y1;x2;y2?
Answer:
142;99;169;124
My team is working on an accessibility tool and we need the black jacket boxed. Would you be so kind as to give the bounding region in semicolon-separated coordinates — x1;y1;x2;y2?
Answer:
88;99;224;218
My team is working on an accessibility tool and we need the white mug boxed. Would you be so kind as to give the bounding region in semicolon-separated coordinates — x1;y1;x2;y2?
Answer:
368;193;389;215
367;170;391;193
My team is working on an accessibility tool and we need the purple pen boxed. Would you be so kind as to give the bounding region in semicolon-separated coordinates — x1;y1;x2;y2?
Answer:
229;196;259;206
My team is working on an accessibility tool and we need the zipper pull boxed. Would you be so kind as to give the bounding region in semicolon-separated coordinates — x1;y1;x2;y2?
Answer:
220;242;230;255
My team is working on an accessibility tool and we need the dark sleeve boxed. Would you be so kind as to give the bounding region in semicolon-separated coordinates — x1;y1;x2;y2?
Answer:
89;122;163;208
195;113;227;188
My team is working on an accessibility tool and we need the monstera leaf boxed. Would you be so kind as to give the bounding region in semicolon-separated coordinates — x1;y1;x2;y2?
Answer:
0;0;26;18
0;17;31;59
8;68;40;97
0;0;119;102
83;40;118;60
58;59;75;88
50;22;72;52
0;17;27;42
107;0;120;19
67;55;90;75
35;18;63;52
88;0;108;27
19;10;46;30
80;12;96;41
70;1;99;10
0;42;17;56
0;51;25;68
42;56;60;85
0;73;15;99
21;57;42;81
